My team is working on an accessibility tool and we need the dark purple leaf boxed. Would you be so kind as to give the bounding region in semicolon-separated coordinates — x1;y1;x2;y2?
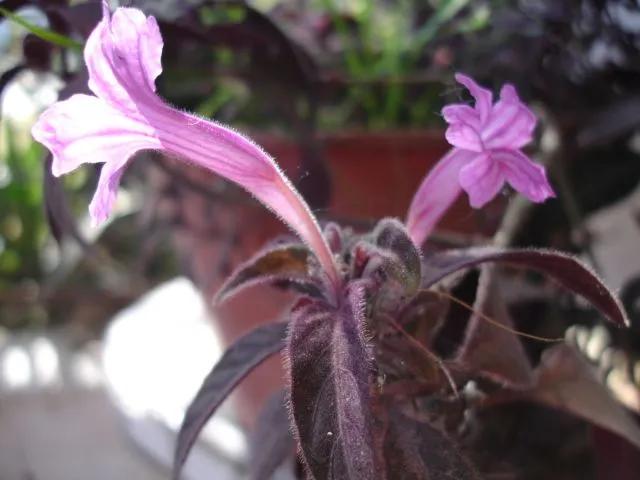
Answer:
422;247;628;326
454;266;533;385
249;389;295;480
286;289;375;479
43;154;89;247
214;243;323;304
381;406;482;480
506;344;640;450
173;322;288;479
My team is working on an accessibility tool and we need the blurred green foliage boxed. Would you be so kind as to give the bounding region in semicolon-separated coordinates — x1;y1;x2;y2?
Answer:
0;123;47;287
0;121;90;284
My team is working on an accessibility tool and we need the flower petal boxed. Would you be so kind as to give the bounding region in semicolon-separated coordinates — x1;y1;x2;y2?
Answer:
499;84;519;103
33;4;341;291
31;94;161;177
442;104;480;130
455;73;493;125
445;122;484;152
458;152;505;208
88;156;129;226
85;2;163;112
483;84;537;149
36;99;341;292
405;148;476;246
492;148;556;203
145;110;341;288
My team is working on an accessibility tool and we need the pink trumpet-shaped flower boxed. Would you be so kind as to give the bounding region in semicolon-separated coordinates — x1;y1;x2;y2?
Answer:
406;74;555;246
31;2;340;290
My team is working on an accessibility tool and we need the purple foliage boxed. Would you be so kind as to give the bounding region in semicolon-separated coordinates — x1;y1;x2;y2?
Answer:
249;389;295;480
10;0;640;478
287;289;375;478
178;217;636;479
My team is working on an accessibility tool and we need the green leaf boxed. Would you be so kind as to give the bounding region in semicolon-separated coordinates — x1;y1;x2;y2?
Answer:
0;6;83;51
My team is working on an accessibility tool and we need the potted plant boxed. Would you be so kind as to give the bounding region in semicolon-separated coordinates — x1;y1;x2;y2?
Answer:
145;0;506;425
0;0;521;426
92;0;497;423
30;3;640;478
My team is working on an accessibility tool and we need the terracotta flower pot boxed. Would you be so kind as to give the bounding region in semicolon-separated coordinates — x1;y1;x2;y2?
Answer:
152;130;488;427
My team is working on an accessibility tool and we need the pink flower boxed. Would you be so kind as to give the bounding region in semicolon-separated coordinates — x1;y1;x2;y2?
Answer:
31;2;340;290
405;74;555;246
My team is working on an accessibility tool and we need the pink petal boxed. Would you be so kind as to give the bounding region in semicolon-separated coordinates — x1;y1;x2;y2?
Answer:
492;148;556;203
499;84;519;103
458;152;505;208
32;4;341;291
31;94;161;177
442;104;480;130
85;3;164;112
445;122;484;152
405;148;476;246
88;156;129;226
455;73;493;125
483;84;537;150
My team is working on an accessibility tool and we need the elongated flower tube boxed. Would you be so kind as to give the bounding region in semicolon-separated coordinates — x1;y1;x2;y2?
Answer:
31;2;340;291
405;74;555;247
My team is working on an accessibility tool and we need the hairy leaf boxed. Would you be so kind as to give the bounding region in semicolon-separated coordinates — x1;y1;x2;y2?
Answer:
372;218;422;294
214;243;322;304
287;289;375;479
454;266;533;385
173;322;288;479
381;406;482;480
351;242;409;298
249;389;295;480
502;344;640;450
422;247;628;326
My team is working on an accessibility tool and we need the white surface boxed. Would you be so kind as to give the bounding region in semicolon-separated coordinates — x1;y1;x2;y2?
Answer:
102;277;248;479
0;277;295;480
101;277;297;480
0;330;167;480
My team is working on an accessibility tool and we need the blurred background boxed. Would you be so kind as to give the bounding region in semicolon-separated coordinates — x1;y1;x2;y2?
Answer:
1;0;640;478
